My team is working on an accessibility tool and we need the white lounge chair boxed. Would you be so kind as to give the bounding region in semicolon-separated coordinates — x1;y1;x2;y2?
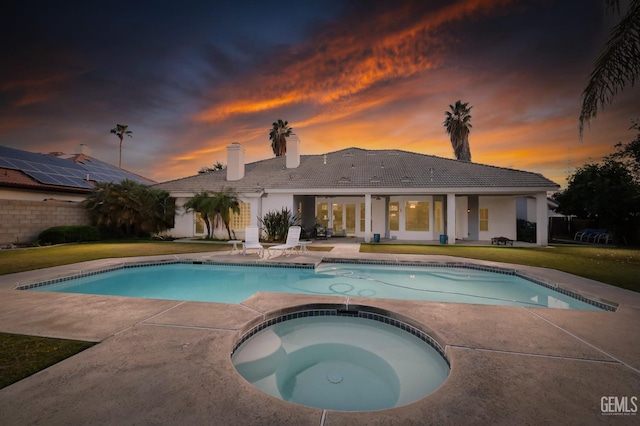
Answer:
267;226;301;258
242;227;264;257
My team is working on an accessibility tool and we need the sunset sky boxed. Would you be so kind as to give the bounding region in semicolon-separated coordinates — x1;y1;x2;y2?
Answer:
1;0;638;188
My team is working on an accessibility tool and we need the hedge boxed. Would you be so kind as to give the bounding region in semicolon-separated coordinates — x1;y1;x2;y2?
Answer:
38;226;101;245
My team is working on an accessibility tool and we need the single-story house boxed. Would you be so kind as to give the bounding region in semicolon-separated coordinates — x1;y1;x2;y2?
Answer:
155;136;559;245
0;144;154;245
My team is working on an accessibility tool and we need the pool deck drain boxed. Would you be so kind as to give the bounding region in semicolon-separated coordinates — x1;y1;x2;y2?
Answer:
0;243;639;425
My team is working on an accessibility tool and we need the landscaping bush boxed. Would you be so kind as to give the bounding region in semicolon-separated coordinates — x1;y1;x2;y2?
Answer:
38;226;100;245
259;208;299;242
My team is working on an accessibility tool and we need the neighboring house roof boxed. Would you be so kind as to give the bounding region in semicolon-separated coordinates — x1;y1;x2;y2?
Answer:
0;145;155;192
155;147;559;194
0;167;90;193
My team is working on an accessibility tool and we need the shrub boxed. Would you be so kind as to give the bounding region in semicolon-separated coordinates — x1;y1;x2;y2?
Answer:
259;208;299;242
38;226;100;245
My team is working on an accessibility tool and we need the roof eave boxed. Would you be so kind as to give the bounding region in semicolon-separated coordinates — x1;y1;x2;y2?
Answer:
263;185;559;195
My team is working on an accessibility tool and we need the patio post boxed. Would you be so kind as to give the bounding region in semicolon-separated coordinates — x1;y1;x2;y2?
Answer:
535;192;548;246
364;193;372;242
446;193;456;244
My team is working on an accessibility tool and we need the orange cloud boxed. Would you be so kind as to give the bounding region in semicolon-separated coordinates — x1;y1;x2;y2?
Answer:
196;0;514;123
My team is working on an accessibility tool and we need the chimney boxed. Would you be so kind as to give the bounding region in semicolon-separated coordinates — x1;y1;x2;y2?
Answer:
226;142;245;181
76;144;91;156
286;133;300;169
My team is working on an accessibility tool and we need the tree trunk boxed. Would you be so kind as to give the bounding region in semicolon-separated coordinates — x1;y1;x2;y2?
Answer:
119;137;123;168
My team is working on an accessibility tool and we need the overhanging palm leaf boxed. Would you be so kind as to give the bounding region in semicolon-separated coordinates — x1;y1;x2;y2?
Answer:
579;0;640;137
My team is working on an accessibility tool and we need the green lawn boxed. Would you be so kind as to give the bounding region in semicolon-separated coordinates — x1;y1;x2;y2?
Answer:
0;241;332;275
0;241;232;275
0;333;94;389
361;244;640;293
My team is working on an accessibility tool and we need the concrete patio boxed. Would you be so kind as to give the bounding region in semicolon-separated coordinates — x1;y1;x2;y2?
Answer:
0;243;639;425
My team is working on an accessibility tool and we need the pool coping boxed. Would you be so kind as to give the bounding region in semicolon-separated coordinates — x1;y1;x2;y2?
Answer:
1;246;639;424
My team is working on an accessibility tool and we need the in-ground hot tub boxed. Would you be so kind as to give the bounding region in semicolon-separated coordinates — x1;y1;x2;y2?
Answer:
231;306;450;411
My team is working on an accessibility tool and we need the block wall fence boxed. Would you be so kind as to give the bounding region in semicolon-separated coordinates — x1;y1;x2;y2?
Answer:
0;199;90;245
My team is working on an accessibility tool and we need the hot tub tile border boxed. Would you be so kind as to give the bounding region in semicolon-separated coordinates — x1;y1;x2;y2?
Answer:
231;308;450;367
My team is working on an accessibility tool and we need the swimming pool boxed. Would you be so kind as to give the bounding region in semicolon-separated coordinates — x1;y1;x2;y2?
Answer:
25;261;610;311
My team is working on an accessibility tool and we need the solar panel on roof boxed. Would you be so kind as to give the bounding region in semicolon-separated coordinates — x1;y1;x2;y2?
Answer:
25;171;65;186
0;158;16;168
54;176;76;186
8;159;31;170
1;145;152;188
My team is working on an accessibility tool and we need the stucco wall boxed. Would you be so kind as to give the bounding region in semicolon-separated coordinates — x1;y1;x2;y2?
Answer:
0;199;90;245
167;198;195;238
479;196;517;240
262;193;294;217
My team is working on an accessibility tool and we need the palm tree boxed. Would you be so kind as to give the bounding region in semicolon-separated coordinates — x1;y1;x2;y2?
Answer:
269;119;292;157
138;187;176;234
212;187;240;240
579;0;640;137
83;180;173;236
110;124;133;168
183;192;216;238
443;100;473;162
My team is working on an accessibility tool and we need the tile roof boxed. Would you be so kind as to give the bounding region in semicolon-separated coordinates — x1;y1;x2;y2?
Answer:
155;147;559;194
0;167;89;193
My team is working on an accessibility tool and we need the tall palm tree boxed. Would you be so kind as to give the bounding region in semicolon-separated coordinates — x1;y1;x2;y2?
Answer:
183;191;216;238
269;119;292;157
579;0;640;137
212;187;240;240
110;124;133;168
443;100;473;162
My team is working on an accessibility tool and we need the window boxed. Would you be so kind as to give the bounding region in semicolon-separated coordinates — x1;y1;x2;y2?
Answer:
389;202;399;231
479;208;489;232
317;203;329;227
229;202;251;230
360;203;366;232
346;204;356;233
405;201;429;231
332;204;343;233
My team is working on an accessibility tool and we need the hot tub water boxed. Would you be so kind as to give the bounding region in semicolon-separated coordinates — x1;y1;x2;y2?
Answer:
232;312;450;411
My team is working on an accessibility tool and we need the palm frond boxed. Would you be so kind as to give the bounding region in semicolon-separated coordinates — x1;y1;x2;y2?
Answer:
579;0;640;137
